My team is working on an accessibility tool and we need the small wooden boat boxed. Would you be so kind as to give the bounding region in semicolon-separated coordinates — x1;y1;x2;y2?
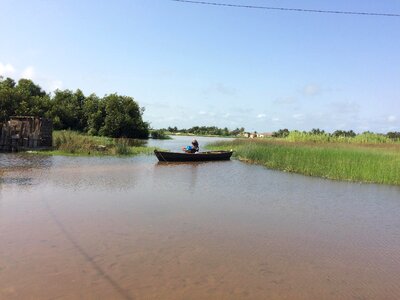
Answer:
154;150;233;162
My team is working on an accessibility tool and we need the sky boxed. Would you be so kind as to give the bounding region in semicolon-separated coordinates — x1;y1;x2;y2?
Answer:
1;0;399;133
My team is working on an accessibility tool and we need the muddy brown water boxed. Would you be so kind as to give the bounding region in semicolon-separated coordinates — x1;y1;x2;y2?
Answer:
1;136;400;299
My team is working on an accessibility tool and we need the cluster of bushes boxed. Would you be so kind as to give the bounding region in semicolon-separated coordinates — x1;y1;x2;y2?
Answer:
164;126;245;136
150;129;171;139
0;77;149;138
272;128;400;143
387;131;400;140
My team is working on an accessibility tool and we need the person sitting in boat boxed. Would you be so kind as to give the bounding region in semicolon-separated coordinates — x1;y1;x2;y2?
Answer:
182;139;199;153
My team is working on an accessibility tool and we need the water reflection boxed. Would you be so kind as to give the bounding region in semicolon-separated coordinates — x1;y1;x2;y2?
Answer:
155;161;203;191
0;153;53;189
0;138;400;299
0;177;33;186
0;153;53;171
0;154;145;191
44;159;143;192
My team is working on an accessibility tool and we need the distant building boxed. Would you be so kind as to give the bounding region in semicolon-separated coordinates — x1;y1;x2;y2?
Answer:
257;132;273;138
0;116;53;152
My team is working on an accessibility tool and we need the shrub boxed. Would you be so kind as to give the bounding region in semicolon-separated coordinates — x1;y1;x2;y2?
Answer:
151;130;170;139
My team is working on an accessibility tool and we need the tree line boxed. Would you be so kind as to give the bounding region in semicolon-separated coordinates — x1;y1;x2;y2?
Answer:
0;77;149;138
165;126;246;136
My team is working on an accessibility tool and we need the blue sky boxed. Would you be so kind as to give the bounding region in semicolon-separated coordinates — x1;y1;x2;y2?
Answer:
1;0;399;133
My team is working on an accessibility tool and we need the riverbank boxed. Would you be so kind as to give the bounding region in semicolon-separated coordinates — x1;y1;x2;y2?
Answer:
36;130;157;156
207;138;400;185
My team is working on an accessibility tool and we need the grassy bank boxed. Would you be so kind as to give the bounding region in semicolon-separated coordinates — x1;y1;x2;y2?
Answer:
207;138;400;185
285;131;399;144
36;130;156;156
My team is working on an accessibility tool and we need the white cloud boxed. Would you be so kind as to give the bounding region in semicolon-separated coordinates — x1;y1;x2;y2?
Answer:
198;110;216;117
21;66;35;79
272;117;280;122
202;82;237;96
0;62;16;76
293;113;304;120
274;96;296;105
329;100;360;115
1;62;64;93
303;84;320;96
257;113;266;119
357;125;370;131
45;79;63;92
387;115;397;123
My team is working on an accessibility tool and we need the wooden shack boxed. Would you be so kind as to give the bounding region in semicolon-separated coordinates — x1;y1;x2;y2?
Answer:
0;116;53;152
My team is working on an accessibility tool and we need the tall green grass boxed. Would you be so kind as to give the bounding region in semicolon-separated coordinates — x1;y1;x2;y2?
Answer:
46;130;155;156
285;131;397;144
208;139;400;185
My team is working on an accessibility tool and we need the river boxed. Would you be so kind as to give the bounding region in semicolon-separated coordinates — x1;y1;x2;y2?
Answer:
1;136;399;299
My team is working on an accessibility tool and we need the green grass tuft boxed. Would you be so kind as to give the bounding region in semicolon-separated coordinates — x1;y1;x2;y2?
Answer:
42;130;156;156
207;139;400;185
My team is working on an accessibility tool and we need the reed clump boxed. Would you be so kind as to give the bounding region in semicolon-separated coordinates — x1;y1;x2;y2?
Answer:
208;138;400;185
49;130;154;156
285;131;397;144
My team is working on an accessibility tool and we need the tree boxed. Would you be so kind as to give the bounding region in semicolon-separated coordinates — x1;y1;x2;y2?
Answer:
272;128;290;138
50;89;89;130
0;78;50;120
387;131;400;140
83;94;105;135
0;77;18;121
230;127;241;136
0;76;150;139
332;130;356;138
100;94;149;138
310;128;325;135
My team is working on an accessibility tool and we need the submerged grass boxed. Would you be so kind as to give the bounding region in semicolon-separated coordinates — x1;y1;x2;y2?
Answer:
37;130;156;156
207;139;400;185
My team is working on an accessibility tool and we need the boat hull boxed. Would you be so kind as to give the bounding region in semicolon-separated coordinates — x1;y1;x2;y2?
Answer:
154;150;233;162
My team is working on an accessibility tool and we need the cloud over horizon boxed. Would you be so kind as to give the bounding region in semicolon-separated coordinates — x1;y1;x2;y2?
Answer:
0;62;62;92
302;84;321;96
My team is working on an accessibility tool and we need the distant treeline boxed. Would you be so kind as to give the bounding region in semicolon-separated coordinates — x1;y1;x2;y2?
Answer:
0;77;149;138
272;128;400;142
164;126;246;136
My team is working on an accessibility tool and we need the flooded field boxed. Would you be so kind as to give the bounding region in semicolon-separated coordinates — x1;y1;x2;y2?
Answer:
1;136;400;299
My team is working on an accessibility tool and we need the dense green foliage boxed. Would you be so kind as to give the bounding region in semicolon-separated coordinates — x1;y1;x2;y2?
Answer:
164;126;245;136
387;131;400;140
208;139;400;185
272;128;290;138
0;77;149;138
